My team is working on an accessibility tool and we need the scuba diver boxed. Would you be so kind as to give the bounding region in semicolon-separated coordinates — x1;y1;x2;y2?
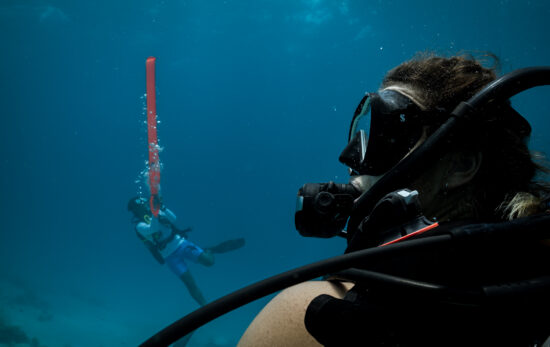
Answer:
128;196;245;307
237;54;550;346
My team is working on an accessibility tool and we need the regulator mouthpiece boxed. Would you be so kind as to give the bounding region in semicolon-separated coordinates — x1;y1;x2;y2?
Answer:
295;182;361;238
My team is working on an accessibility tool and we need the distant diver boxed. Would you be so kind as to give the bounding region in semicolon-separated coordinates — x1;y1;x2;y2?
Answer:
128;196;245;306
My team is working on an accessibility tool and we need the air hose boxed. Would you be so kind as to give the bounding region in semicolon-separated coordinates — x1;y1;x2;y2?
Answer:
140;235;451;346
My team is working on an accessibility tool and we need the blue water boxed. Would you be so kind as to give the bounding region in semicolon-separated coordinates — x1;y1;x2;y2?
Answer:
1;0;549;346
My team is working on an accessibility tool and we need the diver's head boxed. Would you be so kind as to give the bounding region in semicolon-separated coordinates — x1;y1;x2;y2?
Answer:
127;196;151;222
340;87;434;194
341;54;545;221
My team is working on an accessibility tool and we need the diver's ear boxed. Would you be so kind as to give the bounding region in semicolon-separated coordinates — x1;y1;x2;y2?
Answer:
447;151;483;189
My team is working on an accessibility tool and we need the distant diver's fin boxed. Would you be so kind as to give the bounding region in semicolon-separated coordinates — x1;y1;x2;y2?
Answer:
206;238;245;254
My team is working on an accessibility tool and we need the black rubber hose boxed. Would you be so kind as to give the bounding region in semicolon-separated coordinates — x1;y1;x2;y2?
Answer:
448;213;550;247
140;235;451;346
483;275;550;299
467;66;550;108
330;268;483;303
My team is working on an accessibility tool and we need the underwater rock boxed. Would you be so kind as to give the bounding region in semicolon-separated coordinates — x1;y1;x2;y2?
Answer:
0;316;30;345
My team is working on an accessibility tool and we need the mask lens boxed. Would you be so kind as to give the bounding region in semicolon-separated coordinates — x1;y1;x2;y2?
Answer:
349;95;372;142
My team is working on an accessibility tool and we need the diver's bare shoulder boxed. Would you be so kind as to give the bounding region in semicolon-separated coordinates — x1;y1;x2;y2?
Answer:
238;280;354;347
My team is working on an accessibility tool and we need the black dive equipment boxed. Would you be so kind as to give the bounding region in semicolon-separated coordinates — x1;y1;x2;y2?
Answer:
140;66;550;347
297;88;450;240
295;181;360;238
345;189;436;252
295;89;437;239
339;90;441;176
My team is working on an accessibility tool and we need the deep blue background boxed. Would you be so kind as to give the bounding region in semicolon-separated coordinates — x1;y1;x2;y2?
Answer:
1;0;549;345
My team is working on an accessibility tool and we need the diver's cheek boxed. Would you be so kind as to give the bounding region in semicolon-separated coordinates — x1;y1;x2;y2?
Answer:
349;175;383;193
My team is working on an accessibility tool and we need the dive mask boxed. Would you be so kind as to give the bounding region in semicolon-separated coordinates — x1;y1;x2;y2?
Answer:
339;90;437;176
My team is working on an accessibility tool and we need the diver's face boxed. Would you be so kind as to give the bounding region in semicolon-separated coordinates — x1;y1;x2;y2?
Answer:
133;204;151;219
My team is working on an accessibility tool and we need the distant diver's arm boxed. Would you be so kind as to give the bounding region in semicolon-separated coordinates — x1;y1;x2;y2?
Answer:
136;223;165;265
136;232;165;265
146;240;165;264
